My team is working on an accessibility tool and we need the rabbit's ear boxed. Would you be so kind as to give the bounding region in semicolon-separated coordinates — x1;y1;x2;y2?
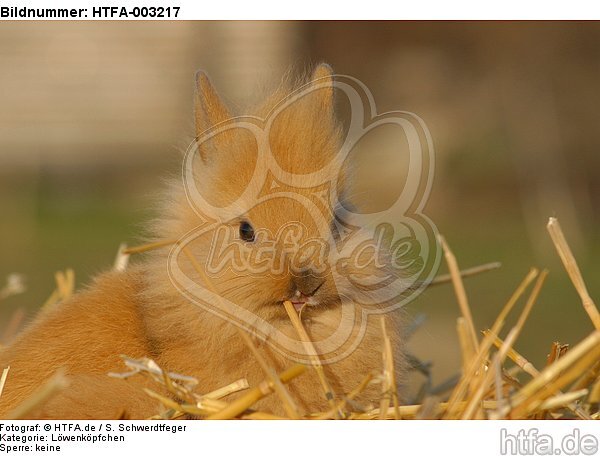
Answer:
310;63;335;116
194;71;232;137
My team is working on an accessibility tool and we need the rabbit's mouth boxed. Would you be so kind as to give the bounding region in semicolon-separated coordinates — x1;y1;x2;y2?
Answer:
288;290;319;313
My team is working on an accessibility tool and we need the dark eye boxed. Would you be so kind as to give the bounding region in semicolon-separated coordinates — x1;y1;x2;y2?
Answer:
239;221;255;242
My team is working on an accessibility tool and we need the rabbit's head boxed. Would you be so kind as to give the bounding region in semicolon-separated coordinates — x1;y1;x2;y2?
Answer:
151;65;410;344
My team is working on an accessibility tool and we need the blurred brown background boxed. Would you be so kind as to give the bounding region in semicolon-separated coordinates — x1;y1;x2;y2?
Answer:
1;22;599;389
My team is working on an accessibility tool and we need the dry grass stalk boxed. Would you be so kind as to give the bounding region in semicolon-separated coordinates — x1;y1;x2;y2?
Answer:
545;341;568;367
236;328;301;419
0;366;10;398
203;379;250;400
547;217;600;330
0;274;26;301
484;329;538;377
456;317;476;378
283;300;338;412
110;355;200;410
55;268;74;298
5;217;600;420
589;378;600;404
430;261;501;286
380;317;400;419
539;389;588;411
414;396;442;419
460;270;547;419
353;400;499;419
438;235;478;354
146;394;270;420
180;247;313;418
130;356;293;420
570;360;600;392
143;388;206;416
122;239;178;255
113;243;130;271
314;373;374;420
498;330;600;418
486;330;590;420
206;364;306;419
41;268;75;311
443;268;538;418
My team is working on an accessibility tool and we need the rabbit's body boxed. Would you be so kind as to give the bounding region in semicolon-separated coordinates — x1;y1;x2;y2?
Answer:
0;65;405;419
0;268;155;418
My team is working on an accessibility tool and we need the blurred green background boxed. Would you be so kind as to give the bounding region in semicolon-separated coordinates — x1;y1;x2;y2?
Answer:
1;22;599;387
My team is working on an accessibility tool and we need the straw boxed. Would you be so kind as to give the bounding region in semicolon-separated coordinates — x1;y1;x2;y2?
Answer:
283;300;338;412
460;270;547;419
443;268;538;418
0;367;10;399
438;235;479;354
547;217;600;329
380;316;400;419
236;328;301;419
206;364;306;419
122;239;178;255
113;243;130;271
430;261;501;286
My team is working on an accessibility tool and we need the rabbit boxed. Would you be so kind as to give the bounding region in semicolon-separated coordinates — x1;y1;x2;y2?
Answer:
0;64;406;419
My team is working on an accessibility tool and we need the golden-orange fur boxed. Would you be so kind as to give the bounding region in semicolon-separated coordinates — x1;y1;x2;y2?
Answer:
0;64;405;419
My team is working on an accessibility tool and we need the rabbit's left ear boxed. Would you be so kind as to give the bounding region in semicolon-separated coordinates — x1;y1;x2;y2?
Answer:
310;63;335;116
194;71;232;138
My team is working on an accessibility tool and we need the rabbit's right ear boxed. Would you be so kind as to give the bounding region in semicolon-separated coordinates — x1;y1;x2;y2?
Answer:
194;71;232;138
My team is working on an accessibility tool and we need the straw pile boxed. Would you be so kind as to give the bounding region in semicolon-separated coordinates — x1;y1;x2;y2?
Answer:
1;216;599;419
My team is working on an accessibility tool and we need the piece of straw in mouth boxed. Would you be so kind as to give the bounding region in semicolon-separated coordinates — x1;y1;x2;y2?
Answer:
283;300;338;412
547;217;600;330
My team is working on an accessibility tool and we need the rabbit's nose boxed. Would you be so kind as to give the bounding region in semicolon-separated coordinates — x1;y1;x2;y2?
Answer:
292;270;325;296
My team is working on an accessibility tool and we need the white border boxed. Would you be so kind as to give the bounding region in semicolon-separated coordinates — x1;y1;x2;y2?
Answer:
1;0;599;20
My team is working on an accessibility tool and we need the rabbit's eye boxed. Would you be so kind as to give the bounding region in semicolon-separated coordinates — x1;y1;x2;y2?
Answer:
239;221;255;242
